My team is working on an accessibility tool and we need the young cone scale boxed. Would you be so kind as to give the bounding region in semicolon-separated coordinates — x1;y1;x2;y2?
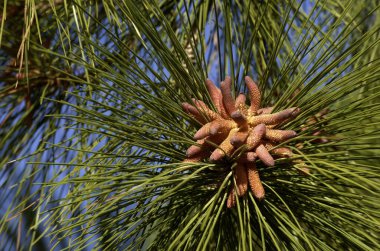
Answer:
183;76;300;207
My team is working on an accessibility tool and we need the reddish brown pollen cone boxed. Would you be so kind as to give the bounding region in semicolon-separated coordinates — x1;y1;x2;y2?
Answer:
205;79;222;111
247;163;265;200
227;188;236;208
255;144;275;166
250;107;300;125
267;146;293;157
247;124;266;150
265;129;297;142
220;77;237;116
205;79;228;118
245;76;261;113
182;102;206;124
235;163;248;197
257;106;274;115
235;93;246;108
265;142;293;157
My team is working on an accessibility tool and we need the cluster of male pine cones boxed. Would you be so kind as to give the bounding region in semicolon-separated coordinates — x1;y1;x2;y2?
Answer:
182;76;301;208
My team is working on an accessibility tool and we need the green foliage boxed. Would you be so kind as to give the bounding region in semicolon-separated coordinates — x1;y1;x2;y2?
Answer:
0;0;379;250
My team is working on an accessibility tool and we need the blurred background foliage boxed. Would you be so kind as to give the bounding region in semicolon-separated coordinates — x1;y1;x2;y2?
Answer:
0;0;379;250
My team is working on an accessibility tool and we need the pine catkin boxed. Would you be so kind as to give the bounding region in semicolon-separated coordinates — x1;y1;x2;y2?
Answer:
247;163;265;200
182;76;300;206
